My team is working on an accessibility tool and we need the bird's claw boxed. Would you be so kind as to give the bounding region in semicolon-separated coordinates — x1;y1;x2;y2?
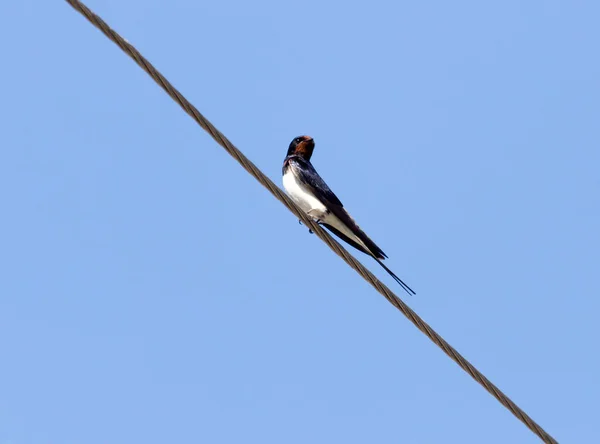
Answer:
299;217;318;234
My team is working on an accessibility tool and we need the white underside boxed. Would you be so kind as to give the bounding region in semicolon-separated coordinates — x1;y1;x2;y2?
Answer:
283;169;370;252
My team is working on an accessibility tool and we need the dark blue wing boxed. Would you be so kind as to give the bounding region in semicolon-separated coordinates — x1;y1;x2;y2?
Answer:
284;156;415;294
287;155;387;260
288;157;343;207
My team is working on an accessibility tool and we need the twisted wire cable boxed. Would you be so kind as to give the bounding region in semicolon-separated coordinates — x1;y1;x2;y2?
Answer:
64;2;558;442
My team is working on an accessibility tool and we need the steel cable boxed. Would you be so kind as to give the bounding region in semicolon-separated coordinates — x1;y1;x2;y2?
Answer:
64;1;558;442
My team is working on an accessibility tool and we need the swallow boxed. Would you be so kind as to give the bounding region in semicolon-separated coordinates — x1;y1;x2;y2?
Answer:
282;135;416;295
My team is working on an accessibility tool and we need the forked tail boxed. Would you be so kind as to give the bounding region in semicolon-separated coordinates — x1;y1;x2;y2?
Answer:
374;258;416;295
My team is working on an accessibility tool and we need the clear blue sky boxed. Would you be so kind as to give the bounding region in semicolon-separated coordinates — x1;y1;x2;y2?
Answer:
2;1;598;443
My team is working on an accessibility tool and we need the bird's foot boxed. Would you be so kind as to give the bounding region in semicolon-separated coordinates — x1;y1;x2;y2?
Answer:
299;214;319;234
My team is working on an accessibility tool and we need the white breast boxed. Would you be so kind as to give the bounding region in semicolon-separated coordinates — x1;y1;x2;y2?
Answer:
283;167;371;253
282;169;328;215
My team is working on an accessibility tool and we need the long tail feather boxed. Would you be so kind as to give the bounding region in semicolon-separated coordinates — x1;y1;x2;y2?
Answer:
374;258;416;295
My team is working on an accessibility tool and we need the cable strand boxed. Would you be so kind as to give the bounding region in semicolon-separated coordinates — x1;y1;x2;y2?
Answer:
63;1;558;443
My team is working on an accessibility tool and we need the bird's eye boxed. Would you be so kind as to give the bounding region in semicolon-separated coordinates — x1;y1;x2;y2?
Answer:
295;137;302;144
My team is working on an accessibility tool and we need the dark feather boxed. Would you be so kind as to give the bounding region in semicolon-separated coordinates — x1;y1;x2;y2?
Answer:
283;153;416;295
321;223;372;257
285;157;343;206
287;156;387;260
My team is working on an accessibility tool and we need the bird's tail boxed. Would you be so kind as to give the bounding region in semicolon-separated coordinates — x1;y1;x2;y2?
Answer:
373;258;416;295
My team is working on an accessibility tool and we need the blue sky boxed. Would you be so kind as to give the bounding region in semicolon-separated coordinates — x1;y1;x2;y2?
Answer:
1;1;598;443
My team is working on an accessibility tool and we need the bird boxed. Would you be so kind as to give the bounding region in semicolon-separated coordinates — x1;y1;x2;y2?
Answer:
282;135;416;295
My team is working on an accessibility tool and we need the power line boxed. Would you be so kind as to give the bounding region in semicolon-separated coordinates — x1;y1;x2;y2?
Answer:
63;1;558;442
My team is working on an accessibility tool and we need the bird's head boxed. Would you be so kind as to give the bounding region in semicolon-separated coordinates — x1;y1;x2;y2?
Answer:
287;135;315;160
